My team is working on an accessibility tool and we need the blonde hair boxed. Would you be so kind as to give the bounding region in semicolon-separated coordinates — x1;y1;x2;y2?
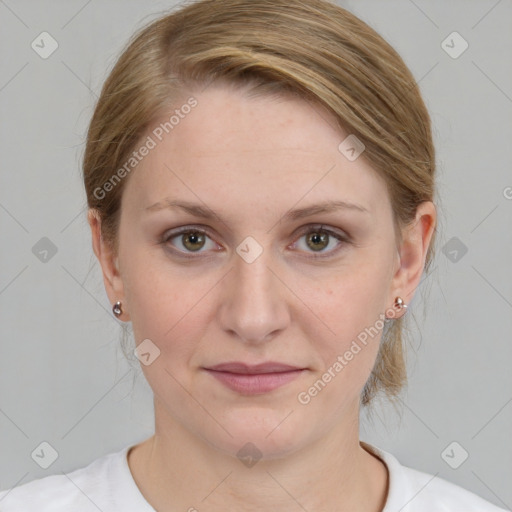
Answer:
83;0;436;407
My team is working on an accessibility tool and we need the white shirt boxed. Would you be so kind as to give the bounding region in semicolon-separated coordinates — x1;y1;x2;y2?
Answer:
0;441;507;511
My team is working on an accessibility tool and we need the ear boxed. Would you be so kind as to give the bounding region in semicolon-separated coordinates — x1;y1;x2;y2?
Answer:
87;209;130;321
388;201;436;318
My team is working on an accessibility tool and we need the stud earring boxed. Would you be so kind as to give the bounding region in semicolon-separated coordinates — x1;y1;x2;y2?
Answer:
385;296;408;320
112;300;123;317
394;296;408;311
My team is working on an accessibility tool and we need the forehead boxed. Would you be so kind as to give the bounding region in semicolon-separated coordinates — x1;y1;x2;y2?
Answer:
171;83;343;154
122;84;389;219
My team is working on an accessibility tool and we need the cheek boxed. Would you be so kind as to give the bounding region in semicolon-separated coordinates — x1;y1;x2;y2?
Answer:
292;272;387;423
121;245;217;360
307;260;392;382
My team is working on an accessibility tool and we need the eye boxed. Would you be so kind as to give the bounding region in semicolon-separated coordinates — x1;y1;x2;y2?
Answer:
291;225;350;258
162;226;219;256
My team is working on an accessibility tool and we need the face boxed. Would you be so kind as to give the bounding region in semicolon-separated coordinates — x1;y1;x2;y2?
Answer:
103;84;407;458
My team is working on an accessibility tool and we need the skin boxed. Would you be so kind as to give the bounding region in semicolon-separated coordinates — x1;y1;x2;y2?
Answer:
89;83;436;512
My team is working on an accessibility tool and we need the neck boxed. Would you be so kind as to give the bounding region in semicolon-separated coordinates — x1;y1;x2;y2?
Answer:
128;400;388;512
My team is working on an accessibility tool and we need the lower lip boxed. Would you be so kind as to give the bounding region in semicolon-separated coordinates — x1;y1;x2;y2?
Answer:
204;369;305;394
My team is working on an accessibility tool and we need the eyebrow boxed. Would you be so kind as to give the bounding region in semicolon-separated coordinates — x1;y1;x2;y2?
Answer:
144;198;370;221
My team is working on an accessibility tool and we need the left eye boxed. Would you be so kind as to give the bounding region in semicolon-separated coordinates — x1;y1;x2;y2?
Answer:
291;225;349;257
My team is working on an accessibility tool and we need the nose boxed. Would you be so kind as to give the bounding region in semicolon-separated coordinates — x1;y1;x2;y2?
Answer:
218;243;290;344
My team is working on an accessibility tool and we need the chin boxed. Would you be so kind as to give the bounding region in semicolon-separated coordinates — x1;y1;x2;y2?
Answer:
201;407;312;462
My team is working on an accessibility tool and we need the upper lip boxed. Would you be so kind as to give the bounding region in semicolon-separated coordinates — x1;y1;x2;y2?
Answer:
205;362;304;374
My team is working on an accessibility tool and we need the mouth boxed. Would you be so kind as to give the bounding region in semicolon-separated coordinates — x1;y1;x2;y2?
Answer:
202;362;307;395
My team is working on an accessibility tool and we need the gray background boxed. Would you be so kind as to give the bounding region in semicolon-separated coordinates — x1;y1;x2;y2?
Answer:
0;0;511;508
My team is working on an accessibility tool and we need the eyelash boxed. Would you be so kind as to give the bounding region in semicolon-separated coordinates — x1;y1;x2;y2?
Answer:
161;224;351;260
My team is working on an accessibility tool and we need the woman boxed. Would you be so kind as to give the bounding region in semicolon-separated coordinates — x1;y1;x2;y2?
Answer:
0;0;506;510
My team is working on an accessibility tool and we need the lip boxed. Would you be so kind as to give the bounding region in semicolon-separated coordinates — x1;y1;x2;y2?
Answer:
203;362;307;395
206;362;303;374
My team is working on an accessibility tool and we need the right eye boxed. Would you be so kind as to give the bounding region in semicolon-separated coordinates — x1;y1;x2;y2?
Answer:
161;226;221;258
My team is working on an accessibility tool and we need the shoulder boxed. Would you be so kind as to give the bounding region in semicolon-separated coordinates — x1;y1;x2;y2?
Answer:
398;464;507;511
361;441;508;512
0;472;82;511
0;445;132;512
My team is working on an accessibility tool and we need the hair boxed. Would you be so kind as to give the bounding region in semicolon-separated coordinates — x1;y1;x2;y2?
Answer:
83;0;436;408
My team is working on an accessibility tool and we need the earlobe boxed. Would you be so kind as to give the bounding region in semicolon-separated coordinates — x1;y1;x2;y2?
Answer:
389;201;437;315
87;209;129;320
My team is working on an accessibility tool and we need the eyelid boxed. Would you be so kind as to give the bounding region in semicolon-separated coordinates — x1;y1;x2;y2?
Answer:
293;223;350;241
162;224;216;242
